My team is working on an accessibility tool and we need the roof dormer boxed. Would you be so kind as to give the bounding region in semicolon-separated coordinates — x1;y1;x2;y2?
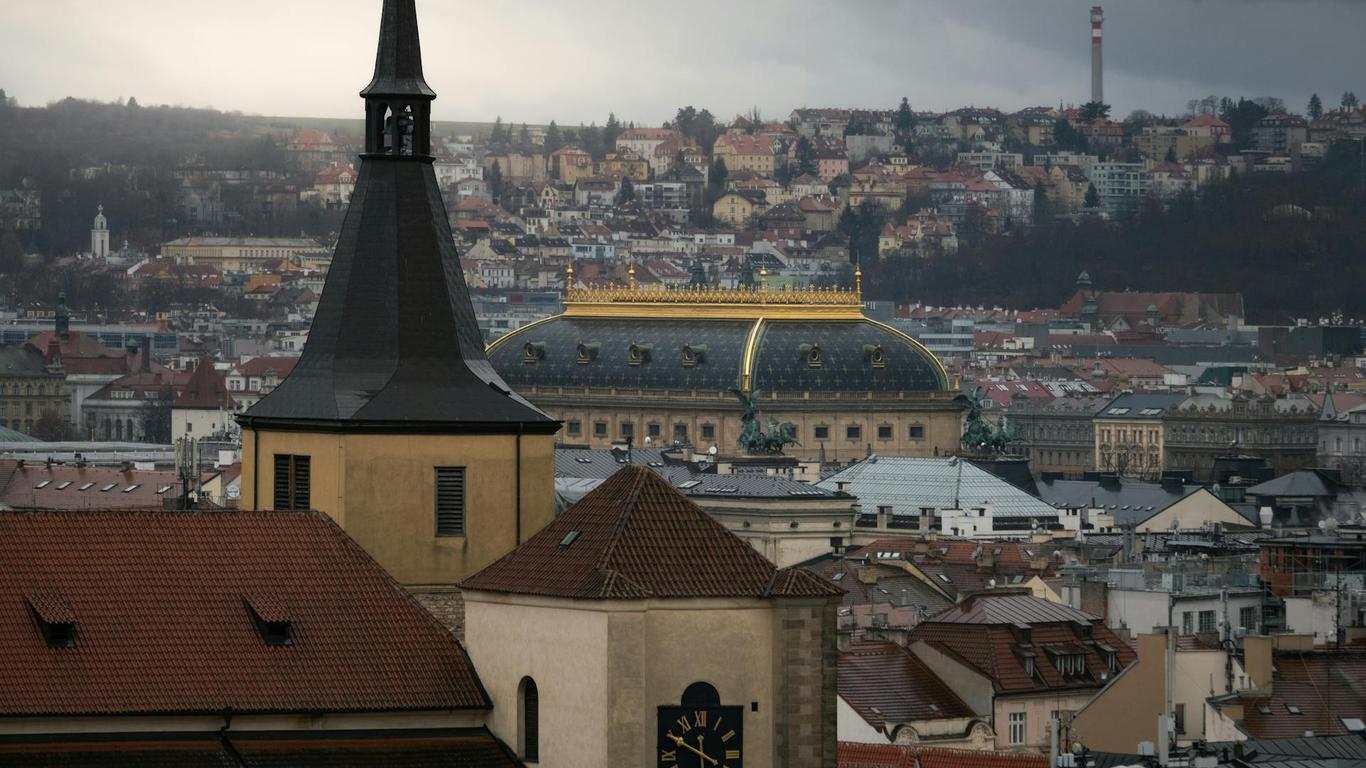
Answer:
245;595;293;646
26;593;76;649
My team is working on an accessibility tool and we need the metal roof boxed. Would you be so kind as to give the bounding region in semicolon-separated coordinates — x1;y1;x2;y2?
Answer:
554;448;838;503
817;457;1059;519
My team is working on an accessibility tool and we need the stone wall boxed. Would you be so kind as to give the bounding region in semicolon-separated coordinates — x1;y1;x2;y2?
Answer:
775;598;839;767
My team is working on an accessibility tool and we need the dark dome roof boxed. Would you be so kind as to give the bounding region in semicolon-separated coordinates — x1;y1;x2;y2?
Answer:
488;314;948;394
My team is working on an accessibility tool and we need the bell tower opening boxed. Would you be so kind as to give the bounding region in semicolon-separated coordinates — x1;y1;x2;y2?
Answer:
360;0;435;157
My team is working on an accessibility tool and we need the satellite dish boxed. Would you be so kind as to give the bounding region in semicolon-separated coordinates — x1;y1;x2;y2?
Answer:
644;436;652;446
708;445;718;456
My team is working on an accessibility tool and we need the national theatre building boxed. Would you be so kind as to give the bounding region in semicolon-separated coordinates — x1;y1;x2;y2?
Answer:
488;271;962;463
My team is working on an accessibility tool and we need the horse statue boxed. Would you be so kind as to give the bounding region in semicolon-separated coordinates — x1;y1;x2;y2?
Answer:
959;386;1021;455
730;387;801;456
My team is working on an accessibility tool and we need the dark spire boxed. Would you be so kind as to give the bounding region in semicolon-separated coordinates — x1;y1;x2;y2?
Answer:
360;0;434;157
360;0;434;99
239;0;554;435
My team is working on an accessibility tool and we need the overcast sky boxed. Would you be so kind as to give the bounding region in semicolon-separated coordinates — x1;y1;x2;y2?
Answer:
3;1;1363;126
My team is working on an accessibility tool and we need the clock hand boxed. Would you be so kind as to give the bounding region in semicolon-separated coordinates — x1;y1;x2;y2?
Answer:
698;733;718;766
668;733;718;766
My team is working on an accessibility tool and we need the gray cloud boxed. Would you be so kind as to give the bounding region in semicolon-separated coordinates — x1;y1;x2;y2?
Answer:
1;0;1361;125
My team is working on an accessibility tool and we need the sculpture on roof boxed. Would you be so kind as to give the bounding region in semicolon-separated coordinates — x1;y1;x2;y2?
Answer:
960;386;1020;455
731;387;800;455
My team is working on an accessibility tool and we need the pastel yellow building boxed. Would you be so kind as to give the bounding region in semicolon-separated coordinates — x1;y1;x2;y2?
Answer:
237;0;560;616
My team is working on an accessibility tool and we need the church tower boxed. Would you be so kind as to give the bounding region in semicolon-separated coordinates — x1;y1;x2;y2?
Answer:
90;205;109;259
238;0;559;596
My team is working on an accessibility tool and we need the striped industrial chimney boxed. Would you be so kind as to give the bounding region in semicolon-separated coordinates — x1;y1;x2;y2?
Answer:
1090;6;1104;104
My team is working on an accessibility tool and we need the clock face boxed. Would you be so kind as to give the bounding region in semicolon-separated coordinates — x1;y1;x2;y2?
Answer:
657;704;743;768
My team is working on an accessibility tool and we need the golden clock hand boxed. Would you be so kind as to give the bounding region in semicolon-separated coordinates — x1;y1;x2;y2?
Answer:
697;733;718;766
668;733;718;766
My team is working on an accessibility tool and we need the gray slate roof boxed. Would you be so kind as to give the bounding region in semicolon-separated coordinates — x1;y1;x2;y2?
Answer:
1246;470;1339;499
1036;477;1257;526
554;447;839;504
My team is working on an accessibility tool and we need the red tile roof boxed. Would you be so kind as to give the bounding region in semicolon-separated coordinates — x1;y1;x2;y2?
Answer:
174;358;236;410
910;592;1135;693
840;642;977;732
0;461;183;510
462;465;842;600
0;729;523;767
0;509;489;716
839;742;1047;768
231;355;300;381
1232;651;1366;738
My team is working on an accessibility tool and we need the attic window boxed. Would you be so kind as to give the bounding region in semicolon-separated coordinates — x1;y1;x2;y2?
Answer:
156;485;173;495
78;483;94;491
559;530;581;548
34;480;51;489
26;593;76;649
1257;704;1273;715
122;484;140;493
245;596;292;646
55;481;72;490
678;480;701;489
1286;705;1302;715
100;484;117;492
832;572;846;581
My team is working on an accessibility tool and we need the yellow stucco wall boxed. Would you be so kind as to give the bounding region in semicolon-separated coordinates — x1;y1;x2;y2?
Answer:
464;592;831;768
241;428;556;586
551;401;960;463
1136;489;1250;532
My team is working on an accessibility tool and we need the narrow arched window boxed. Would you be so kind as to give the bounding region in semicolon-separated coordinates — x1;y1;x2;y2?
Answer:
520;676;539;763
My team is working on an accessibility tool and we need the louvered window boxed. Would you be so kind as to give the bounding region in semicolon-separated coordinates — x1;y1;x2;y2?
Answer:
435;467;466;536
273;454;310;510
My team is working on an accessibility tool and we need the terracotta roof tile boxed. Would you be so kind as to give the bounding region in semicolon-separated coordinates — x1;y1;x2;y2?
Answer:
910;592;1136;693
174;358;236;410
839;642;977;731
0;509;489;716
838;742;1047;768
462;465;842;600
0;729;523;767
0;463;183;510
1233;652;1366;738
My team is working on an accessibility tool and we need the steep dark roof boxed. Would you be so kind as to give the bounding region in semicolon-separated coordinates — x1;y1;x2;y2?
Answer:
360;0;434;98
462;465;841;600
0;509;489;716
240;0;553;436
